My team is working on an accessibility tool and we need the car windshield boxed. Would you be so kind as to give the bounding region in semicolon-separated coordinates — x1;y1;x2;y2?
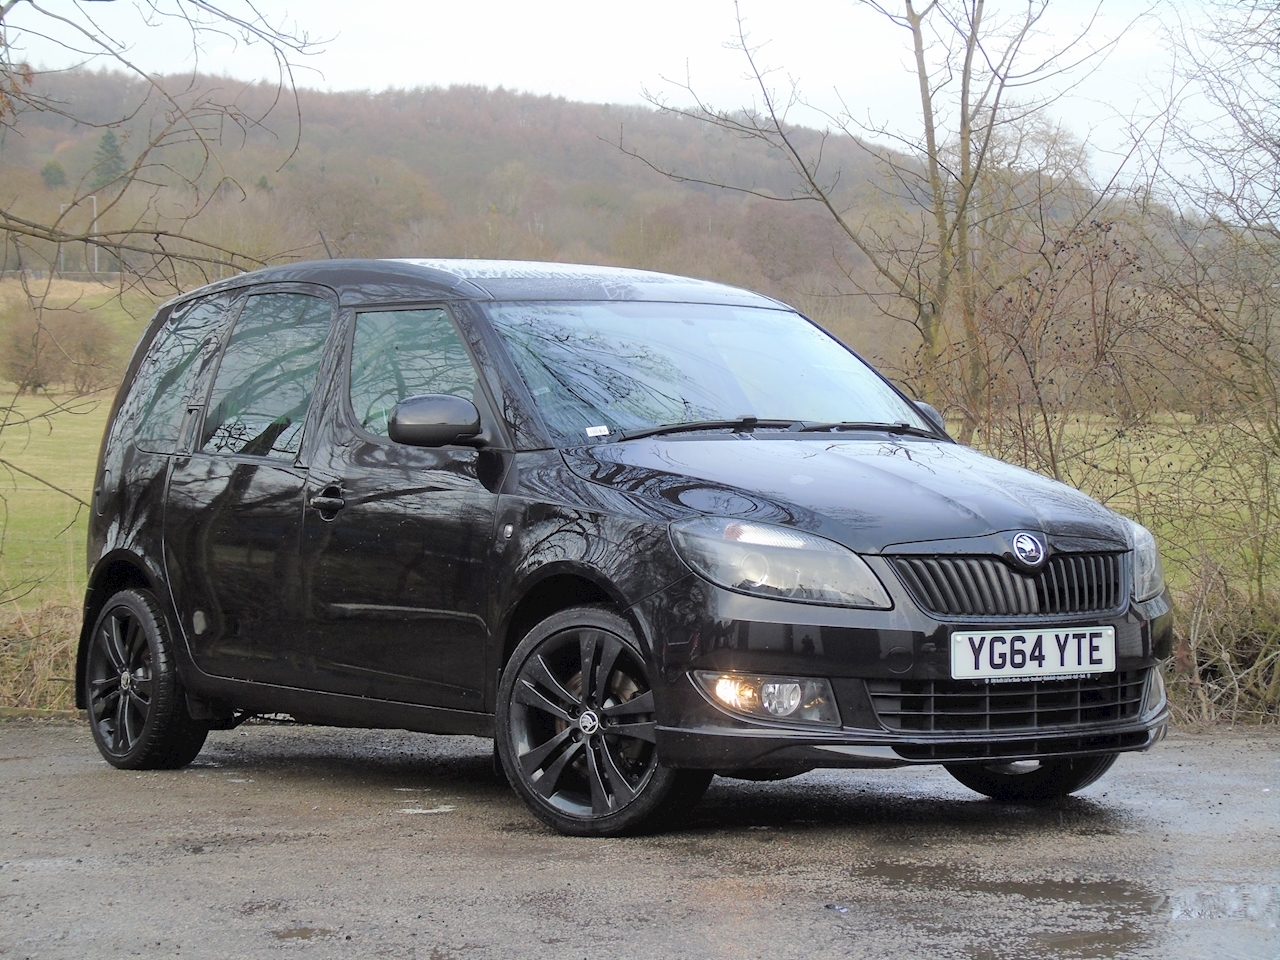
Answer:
485;301;929;445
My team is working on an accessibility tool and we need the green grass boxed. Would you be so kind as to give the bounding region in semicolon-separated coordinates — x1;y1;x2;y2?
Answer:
0;279;154;606
0;391;113;605
0;386;112;712
0;277;157;335
0;279;153;710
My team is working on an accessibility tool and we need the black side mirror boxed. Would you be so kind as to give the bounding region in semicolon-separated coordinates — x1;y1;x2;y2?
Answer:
913;400;951;438
388;394;482;447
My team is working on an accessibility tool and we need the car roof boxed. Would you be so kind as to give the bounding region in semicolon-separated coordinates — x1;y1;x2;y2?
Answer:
174;258;787;309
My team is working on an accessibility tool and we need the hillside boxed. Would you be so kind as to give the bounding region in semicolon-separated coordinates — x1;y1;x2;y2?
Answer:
1;69;906;357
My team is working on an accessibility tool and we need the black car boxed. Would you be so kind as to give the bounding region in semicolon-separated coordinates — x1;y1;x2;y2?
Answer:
79;259;1172;835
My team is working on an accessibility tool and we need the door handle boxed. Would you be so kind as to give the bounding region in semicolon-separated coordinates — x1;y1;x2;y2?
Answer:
309;492;346;514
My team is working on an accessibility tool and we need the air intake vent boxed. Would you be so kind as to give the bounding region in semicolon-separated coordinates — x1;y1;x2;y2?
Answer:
867;670;1148;736
889;552;1126;617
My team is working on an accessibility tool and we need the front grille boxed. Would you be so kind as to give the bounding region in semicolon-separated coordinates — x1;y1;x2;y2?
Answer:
866;670;1149;735
889;552;1126;617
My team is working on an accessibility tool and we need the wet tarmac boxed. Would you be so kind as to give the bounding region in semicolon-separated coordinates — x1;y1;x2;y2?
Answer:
0;721;1276;959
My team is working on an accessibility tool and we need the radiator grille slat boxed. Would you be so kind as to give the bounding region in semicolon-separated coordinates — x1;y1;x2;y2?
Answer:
888;552;1125;617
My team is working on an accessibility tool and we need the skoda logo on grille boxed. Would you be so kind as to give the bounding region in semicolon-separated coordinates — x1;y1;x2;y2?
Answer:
1012;532;1046;568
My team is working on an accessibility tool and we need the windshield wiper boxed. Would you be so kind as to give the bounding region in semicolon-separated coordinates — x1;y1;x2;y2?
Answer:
797;421;938;438
616;417;801;442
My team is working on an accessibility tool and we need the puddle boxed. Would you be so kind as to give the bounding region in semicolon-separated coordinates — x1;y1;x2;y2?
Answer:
272;927;332;940
849;862;1280;959
852;860;1161;959
240;899;283;916
864;860;1162;909
1171;885;1280;923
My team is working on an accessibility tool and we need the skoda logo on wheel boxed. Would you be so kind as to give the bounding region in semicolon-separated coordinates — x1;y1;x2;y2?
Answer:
578;710;600;736
1013;532;1046;568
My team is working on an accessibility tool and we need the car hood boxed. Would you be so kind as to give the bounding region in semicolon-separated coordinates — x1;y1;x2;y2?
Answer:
563;437;1130;554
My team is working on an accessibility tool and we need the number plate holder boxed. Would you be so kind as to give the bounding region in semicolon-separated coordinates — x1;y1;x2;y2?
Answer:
950;627;1116;681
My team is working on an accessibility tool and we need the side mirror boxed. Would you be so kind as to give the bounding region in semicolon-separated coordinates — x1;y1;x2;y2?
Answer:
913;400;950;438
388;394;482;447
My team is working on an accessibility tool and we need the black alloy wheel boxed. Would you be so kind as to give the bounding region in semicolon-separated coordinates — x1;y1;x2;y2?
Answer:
496;606;711;836
85;588;207;770
944;754;1118;803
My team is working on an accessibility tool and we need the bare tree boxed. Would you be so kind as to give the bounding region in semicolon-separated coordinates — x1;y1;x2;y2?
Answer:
1099;0;1280;720
0;0;323;293
1143;0;1280;594
623;1;1133;439
0;1;321;618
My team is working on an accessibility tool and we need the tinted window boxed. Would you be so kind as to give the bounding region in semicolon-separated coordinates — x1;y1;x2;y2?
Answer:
201;293;332;459
117;295;231;454
485;301;926;444
348;308;477;437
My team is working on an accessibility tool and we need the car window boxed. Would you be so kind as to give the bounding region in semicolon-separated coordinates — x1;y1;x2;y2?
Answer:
200;292;332;459
486;301;927;444
119;294;232;454
348;308;477;437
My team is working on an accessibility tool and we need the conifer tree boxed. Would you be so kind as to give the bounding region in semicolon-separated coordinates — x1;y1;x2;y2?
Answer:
90;131;125;190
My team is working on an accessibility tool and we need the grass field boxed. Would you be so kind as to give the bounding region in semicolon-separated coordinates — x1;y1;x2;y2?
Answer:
0;279;154;606
0;391;113;605
0;280;153;710
0;390;114;711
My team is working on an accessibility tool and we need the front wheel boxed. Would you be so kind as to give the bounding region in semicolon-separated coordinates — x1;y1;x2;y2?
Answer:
84;588;208;770
944;754;1118;803
496;606;711;836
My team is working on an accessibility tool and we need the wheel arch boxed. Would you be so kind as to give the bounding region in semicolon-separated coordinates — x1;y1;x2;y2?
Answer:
76;552;158;709
494;566;637;689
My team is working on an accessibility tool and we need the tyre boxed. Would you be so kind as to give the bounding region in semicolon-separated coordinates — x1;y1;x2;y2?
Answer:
84;588;208;770
496;606;711;836
944;754;1118;803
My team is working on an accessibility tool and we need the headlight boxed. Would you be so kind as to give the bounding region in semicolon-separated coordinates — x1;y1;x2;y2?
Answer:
1128;519;1166;602
669;516;891;608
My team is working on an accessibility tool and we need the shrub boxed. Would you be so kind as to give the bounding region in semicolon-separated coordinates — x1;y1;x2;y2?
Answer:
0;601;77;711
40;160;67;189
1171;576;1280;723
0;301;119;394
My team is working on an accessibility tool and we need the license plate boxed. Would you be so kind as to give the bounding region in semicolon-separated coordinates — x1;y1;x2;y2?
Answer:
950;627;1116;681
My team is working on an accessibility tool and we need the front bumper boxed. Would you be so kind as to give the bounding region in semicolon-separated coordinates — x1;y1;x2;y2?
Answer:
632;573;1174;771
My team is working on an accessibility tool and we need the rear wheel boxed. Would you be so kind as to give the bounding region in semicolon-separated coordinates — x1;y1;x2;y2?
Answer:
496;606;711;836
944;754;1118;803
84;588;207;770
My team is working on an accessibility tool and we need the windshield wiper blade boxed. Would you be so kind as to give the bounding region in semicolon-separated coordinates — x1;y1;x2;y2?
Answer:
797;421;937;438
616;417;801;442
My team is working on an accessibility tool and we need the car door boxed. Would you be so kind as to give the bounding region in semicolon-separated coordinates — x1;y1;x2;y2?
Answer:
298;305;501;711
163;287;337;685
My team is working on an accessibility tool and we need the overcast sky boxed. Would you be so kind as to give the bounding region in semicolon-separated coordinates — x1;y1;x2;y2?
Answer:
14;0;1195;178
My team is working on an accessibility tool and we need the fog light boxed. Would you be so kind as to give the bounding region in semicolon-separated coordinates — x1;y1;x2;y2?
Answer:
694;671;840;726
714;675;758;712
761;681;802;717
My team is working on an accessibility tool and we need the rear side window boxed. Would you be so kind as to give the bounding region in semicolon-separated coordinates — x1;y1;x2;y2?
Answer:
348;308;477;437
201;292;332;459
116;294;232;455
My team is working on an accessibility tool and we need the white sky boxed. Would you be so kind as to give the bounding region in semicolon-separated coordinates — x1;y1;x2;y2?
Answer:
12;0;1195;179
